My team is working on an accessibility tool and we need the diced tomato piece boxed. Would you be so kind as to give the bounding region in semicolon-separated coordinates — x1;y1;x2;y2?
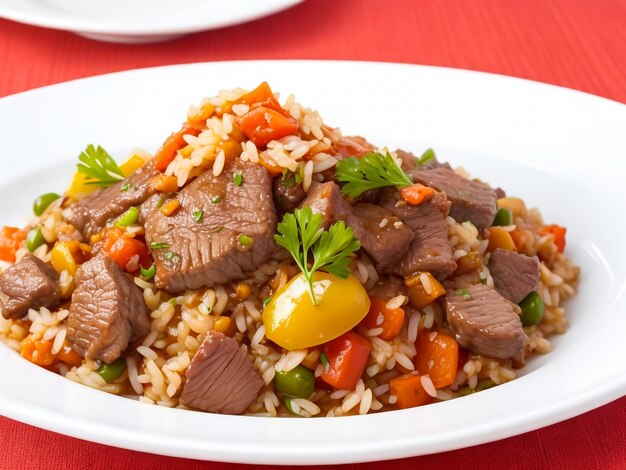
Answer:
540;224;567;253
0;226;27;262
154;123;203;172
321;331;371;390
389;373;433;409
237;106;299;148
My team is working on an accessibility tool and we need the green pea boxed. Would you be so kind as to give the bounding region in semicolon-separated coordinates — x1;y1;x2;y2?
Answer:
26;227;46;252
492;207;513;226
273;364;315;398
115;206;139;227
519;291;545;327
97;358;126;383
33;193;60;217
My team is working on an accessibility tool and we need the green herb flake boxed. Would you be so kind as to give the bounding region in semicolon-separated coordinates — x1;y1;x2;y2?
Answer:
233;172;244;186
168;297;178;305
163;251;180;262
457;289;471;300
418;148;436;166
335;151;413;198
120;183;132;192
192;210;204;223
274;207;360;305
238;234;253;246
294;172;303;184
150;242;171;250
115;206;139;227
262;297;273;308
140;265;156;280
284;398;296;414
320;352;329;368
76;144;125;187
156;197;166;209
210;195;222;204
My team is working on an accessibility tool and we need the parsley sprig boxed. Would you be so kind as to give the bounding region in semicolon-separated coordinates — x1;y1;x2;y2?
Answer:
274;207;360;305
335;151;413;198
77;144;125;187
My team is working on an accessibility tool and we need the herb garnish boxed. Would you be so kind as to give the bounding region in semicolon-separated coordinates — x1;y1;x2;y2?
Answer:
211;195;222;204
164;251;180;262
262;297;272;308
320;352;329;368
120;183;133;192
274;207;360;305
335;151;412;198
418;148;436;166
77;144;125;187
140;265;156;280
457;289;471;300
238;235;253;246
150;242;171;250
192;210;204;223
233;172;244;186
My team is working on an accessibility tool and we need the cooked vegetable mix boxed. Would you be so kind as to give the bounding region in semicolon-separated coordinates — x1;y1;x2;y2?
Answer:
0;82;579;418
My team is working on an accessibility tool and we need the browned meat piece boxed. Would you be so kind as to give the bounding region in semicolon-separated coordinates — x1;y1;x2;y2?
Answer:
395;149;451;171
300;182;413;271
488;248;540;303
68;161;160;240
143;160;277;293
68;256;149;363
273;175;306;213
0;255;60;319
180;331;263;414
410;166;497;230
378;188;456;279
367;275;408;299
445;284;527;360
442;272;481;291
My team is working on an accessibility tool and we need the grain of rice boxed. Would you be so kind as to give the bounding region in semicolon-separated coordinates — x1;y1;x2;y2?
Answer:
436;390;454;401
385;356;397;370
421;375;437;398
373;383;389;396
303;160;314;191
386;295;406;310
262;367;276;385
408;310;421;343
365;327;384;337
250;324;266;346
134;277;154;290
126;356;143;394
379;218;389;228
275;350;307;372
142;330;159;348
420;272;433;295
312;156;338;173
359;389;373;415
137;346;158;361
394;352;415;370
294;398;320;416
314;363;324;378
139;397;154;405
388;395;398;405
423;306;435;329
341;392;361;413
213;150;226;176
468;374;479;389
51;327;66;354
330;389;350;400
356;379;365;397
232;104;249;116
367;364;381;377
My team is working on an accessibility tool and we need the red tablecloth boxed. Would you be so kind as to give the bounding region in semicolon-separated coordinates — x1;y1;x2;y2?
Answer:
0;1;625;468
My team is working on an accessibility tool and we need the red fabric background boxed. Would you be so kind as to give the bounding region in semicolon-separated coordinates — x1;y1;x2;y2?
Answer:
0;0;625;468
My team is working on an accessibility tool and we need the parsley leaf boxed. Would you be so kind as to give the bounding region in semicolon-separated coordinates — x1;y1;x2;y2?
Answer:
335;151;413;198
140;265;156;280
192;210;204;223
457;289;471;300
418;148;436;166
274;207;360;305
77;144;125;187
233;172;244;186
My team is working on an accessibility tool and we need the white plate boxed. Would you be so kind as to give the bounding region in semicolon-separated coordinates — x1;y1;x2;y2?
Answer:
1;61;626;464
0;0;303;43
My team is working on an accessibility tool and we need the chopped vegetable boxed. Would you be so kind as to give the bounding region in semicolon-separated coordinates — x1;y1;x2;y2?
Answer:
51;240;90;277
418;148;436;166
233;172;244;186
335;151;413;198
320;331;371;390
230;81;287;115
77;144;125;187
140;264;156;280
115;206;139;227
159;199;180;217
389;373;433;409
119;154;147;177
192;210;204;223
273;365;315;398
150;242;171;250
210;195;222;204
497;197;526;217
237;106;299;148
284;398;296;414
492;207;513;226
262;296;272;308
0;226;26;262
414;330;459;388
238;234;253;246
274;207;360;305
540;224;567;253
404;272;446;310
26;227;46;253
213;316;236;336
102;228;151;272
56;343;83;367
120;183;132;192
454;252;483;275
518;291;545;326
509;229;527;252
458;289;471;299
399;184;435;206
360;297;405;340
487;227;516;252
150;174;179;193
20;336;56;366
163;251;180;262
154;123;203;172
97;358;126;383
263;272;370;351
33;193;60;216
319;352;329;367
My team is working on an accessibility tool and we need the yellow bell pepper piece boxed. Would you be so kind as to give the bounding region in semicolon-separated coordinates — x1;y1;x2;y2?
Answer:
119;154;148;177
50;241;90;277
404;272;446;310
487;227;517;252
262;272;370;351
65;172;97;200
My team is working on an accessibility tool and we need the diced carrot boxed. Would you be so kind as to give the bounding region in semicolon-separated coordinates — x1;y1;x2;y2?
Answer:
389;373;433;409
154;123;203;172
150;174;179;193
404;272;446;310
213;316;236;337
237;106;298;148
400;184;435;206
332;135;376;158
414;330;459;388
540;224;567;253
20;336;56;366
0;226;26;262
187;103;215;125
159;199;180;217
321;331;371;390
101;227;152;272
361;297;405;341
454;252;483;275
56;343;83;367
509;229;527;252
487;227;516;252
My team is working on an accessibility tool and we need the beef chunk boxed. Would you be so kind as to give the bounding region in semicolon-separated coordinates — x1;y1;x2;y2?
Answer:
0;255;60;319
488;248;540;303
273;176;306;213
68;256;149;363
395;149;451;171
180;331;263;415
300;182;413;271
378;188;456;279
143;160;277;293
445;284;527;360
410;166;498;230
367;275;408;299
68;161;160;240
